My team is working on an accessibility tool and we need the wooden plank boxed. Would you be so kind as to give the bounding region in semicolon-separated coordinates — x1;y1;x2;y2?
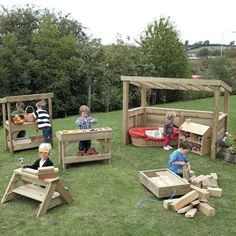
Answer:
21;168;38;175
185;208;198;218
190;185;210;199
191;199;200;206
177;204;193;214
37;183;56;217
55;181;73;204
0;93;54;103
163;198;179;210
197;202;215;217
170;190;199;211
1;173;20;203
207;187;222;198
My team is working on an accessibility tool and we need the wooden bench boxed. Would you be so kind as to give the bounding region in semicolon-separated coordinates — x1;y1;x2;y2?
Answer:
1;168;73;217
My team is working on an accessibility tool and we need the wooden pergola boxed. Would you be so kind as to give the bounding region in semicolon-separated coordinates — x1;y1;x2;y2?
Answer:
121;76;232;159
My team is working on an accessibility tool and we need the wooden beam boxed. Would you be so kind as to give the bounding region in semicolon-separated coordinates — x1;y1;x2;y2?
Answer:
211;86;220;160
122;81;129;145
141;86;147;127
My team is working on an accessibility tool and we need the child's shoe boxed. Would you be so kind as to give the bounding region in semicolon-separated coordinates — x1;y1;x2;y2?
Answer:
167;145;173;149
163;146;170;150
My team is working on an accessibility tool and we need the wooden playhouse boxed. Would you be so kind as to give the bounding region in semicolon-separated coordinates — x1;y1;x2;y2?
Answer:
121;76;232;159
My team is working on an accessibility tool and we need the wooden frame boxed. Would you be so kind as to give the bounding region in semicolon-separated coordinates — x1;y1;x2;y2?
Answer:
0;93;54;153
1;168;73;217
121;76;232;159
139;168;190;198
56;127;112;168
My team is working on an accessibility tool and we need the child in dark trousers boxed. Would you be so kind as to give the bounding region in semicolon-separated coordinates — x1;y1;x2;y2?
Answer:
75;105;97;152
24;143;53;169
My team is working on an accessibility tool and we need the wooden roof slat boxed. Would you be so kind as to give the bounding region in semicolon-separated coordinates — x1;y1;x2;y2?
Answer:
121;76;232;93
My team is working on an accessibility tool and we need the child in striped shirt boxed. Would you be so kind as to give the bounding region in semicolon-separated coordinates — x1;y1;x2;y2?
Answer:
32;100;52;144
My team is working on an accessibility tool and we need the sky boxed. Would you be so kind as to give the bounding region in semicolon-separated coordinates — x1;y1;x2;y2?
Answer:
1;0;236;45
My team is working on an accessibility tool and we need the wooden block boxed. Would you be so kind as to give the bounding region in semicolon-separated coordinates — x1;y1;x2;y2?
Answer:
197;202;215;217
163;198;179;210
191;199;200;206
170;190;199;211
190;184;210;199
207;187;222;198
199;198;208;203
177;204;193;214
21;168;38;175
38;167;59;173
207;178;218;188
210;173;218;180
185;208;198;218
38;167;58;180
189;175;196;183
189;170;195;177
193;175;211;184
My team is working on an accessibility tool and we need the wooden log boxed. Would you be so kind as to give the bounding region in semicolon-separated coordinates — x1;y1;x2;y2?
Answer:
177;204;193;214
197;202;215;217
163;199;179;210
207;187;222;198
185;208;198;218
190;185;210;199
170;190;199;211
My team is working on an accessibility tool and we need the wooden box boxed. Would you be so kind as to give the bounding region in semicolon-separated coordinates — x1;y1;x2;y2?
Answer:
139;168;190;198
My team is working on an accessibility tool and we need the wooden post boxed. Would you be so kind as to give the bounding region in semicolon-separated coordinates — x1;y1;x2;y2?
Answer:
211;86;220;160
122;81;129;145
7;102;13;154
2;103;8;150
223;90;229;132
141;86;147;126
48;97;53;146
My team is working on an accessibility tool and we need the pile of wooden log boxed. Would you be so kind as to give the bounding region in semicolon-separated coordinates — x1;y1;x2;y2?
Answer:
163;173;222;218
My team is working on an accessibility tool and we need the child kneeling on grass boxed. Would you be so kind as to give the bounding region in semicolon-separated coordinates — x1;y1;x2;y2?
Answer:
24;143;53;169
168;140;191;177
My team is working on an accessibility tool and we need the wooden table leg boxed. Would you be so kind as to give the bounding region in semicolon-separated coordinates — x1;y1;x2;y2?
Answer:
36;183;56;217
55;180;73;204
1;173;20;203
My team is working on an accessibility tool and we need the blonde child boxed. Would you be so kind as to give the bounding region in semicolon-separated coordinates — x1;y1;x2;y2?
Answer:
75;105;97;152
163;111;178;150
24;143;53;169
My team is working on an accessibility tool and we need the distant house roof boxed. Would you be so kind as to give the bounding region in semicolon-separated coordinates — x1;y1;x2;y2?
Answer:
121;76;232;93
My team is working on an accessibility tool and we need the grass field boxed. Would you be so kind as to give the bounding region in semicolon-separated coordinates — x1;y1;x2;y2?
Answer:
0;96;236;236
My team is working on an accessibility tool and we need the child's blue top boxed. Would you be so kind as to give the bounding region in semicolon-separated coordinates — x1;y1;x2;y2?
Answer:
168;150;189;175
75;115;97;129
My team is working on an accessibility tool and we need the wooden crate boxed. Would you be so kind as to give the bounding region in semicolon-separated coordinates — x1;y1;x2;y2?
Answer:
139;168;190;198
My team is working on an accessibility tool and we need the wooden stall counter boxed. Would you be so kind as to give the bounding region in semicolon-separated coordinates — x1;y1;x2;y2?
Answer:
56;127;112;168
1;168;73;217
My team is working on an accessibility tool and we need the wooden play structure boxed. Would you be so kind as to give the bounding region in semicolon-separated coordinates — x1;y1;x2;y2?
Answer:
1;168;73;217
56;127;112;168
121;76;232;159
0;93;53;153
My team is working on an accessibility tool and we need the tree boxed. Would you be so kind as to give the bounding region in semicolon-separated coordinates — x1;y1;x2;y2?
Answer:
138;17;190;103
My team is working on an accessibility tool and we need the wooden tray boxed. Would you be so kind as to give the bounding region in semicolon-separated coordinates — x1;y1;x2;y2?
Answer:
139;168;190;198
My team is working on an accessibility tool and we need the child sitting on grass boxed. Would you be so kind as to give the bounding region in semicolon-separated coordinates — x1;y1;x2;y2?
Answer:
168;140;191;177
24;143;53;169
75;105;97;152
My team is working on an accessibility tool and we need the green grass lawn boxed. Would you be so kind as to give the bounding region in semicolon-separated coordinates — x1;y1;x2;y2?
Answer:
0;96;236;236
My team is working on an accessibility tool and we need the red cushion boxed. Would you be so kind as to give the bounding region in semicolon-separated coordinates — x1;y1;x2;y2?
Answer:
129;127;179;141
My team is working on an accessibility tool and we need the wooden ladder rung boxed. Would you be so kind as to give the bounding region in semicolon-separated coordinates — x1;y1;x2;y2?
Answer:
12;184;60;202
